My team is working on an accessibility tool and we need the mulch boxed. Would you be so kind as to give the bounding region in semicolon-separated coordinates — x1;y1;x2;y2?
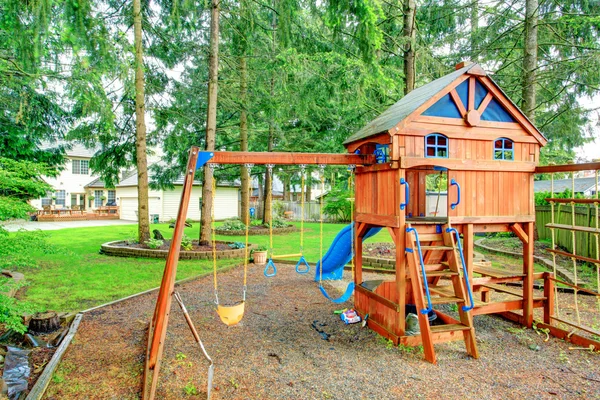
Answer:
118;240;233;252
44;264;600;399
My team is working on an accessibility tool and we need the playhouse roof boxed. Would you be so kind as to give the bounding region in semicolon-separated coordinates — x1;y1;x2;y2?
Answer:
343;63;547;146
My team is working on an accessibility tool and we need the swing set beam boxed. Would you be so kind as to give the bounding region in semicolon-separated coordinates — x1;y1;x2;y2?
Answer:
204;151;376;166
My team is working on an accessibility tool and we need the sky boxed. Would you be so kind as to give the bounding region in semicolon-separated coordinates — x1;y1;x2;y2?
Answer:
575;94;600;162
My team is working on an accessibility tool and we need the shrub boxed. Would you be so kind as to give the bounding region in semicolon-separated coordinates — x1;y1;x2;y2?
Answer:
0;228;59;270
228;242;245;249
0;277;35;333
145;238;164;249
323;187;352;222
272;200;285;218
535;188;586;206
181;234;193;251
271;219;288;228
220;218;247;231
251;245;267;255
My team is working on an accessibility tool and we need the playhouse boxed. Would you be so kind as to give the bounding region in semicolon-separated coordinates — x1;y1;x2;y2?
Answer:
142;62;600;398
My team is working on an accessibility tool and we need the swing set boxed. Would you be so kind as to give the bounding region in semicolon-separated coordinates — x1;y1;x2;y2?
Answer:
143;148;374;400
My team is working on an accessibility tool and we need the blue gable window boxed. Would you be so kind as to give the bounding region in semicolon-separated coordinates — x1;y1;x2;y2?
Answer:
494;138;514;160
425;134;448;158
374;144;389;163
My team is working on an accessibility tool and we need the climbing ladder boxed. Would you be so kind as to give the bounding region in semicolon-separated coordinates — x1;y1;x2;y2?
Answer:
405;224;479;364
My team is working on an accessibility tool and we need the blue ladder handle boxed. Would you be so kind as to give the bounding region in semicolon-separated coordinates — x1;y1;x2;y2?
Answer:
264;258;277;277
295;255;310;274
446;228;475;312
450;179;460;210
400;178;409;210
406;227;433;315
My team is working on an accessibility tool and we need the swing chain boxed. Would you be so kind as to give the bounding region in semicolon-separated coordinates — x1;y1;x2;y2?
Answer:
214;289;219;306
244;163;254;169
318;164;325;172
266;164;274;173
348;164;356;171
242;285;247;302
208;163;217;172
299;164;306;173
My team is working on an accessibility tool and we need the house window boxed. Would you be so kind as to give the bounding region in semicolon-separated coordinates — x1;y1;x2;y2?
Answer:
41;191;52;206
425;133;448;158
55;190;66;206
494;138;514;161
107;190;116;205
95;190;103;208
72;159;89;174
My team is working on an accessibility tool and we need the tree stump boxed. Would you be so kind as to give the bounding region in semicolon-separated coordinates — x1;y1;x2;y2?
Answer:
28;311;61;333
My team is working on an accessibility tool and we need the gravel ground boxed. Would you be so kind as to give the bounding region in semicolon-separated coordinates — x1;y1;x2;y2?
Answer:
44;264;600;400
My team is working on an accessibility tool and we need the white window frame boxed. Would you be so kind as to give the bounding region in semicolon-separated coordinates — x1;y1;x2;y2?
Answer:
55;190;66;206
94;190;104;208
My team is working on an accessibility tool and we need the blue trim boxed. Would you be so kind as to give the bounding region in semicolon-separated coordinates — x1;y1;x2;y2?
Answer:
422;93;462;118
374;144;389;164
425;133;449;159
433;166;448;171
446;228;475;312
295;255;310;274
406;227;433;314
405;248;414;253
264;259;277;277
400;178;409;210
196;152;215;169
456;80;469;109
450;179;461;210
319;282;355;304
482;98;516;122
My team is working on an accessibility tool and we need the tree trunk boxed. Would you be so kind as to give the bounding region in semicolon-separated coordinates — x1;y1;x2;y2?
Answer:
306;172;312;202
239;55;250;224
283;173;290;201
521;0;538;121
470;1;479;61
403;0;416;95
200;0;220;244
133;0;150;243
262;8;276;225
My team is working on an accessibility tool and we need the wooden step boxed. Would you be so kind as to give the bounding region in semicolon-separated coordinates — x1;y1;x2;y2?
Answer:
424;263;445;271
430;296;464;305
546;223;600;234
416;233;444;242
481;283;547;301
420;245;453;251
423;270;458;278
472;265;524;279
430;323;471;334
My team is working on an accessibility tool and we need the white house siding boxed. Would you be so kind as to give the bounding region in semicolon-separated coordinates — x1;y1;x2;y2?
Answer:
30;157;96;209
161;185;239;221
116;186;163;221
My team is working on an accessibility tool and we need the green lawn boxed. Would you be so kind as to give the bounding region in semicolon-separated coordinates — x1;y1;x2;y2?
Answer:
19;222;392;313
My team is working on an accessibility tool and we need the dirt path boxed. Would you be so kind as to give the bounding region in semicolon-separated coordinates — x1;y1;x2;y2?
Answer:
45;264;600;400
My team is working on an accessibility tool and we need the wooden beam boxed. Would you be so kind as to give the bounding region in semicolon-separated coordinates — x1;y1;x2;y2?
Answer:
477;93;493;114
535;322;600;351
208;151;376;166
544;272;554;324
547;249;600;265
450;89;467;117
400;157;536;172
356;213;401;227
510;223;528;244
535;161;600;173
523;222;534;328
345;133;391;153
451;215;535;224
468;77;475;111
545;198;600;204
355;285;401;312
403;125;539;143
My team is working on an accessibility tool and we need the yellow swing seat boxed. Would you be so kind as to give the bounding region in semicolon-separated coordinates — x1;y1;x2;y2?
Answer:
217;302;245;326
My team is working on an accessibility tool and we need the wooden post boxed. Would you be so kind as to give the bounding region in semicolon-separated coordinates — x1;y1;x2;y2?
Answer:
463;224;474;291
523;221;535;327
354;222;365;285
544;272;554;324
144;148;199;400
396;169;407;336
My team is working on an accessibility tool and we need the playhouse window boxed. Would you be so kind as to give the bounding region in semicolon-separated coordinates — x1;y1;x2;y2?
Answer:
425;134;448;158
374;144;389;163
494;138;514;161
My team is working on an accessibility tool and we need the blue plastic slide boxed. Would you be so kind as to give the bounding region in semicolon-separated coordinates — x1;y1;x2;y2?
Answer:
315;223;382;281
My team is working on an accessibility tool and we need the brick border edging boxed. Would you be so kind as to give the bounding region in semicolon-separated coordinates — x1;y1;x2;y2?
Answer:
100;240;256;260
215;226;298;236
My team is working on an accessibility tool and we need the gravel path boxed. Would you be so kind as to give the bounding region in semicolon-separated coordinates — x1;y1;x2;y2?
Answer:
45;264;600;399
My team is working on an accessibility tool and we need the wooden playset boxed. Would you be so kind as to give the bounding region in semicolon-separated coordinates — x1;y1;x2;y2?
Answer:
142;62;600;399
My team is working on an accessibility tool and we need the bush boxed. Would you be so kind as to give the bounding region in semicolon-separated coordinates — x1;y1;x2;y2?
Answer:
272;201;285;218
181;234;193;251
251;245;267;255
0;277;35;333
323;187;352;222
535;188;586;206
228;242;245;249
220;218;247;231
145;238;164;249
271;219;288;229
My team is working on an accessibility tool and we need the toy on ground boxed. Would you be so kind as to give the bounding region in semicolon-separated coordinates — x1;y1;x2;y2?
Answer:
340;309;361;324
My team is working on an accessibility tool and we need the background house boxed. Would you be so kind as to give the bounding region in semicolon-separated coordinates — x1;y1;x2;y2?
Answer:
115;173;239;222
534;177;598;196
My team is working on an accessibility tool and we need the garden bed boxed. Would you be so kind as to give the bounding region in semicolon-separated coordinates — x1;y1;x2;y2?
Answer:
44;266;600;399
100;240;254;260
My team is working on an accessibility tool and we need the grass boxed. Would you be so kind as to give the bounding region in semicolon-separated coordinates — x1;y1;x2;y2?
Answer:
18;221;392;313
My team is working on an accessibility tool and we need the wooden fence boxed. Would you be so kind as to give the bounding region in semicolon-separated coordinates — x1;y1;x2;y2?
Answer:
536;205;599;259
